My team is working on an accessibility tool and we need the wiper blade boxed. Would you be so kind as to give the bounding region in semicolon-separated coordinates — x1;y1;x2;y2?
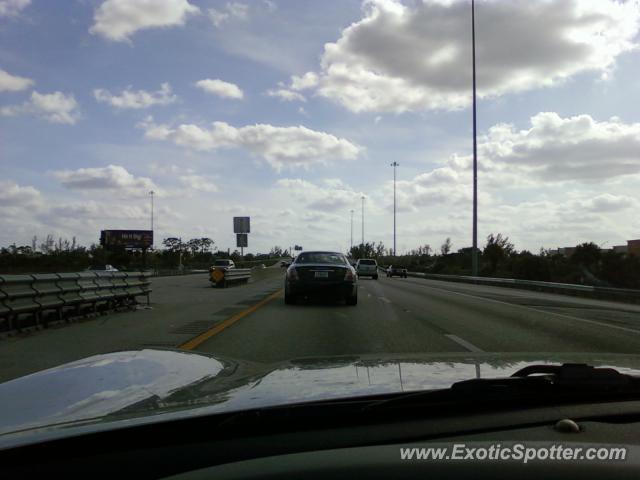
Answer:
363;363;640;411
454;363;635;392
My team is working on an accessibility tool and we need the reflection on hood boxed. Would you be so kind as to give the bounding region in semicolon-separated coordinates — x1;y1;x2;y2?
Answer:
3;349;640;446
0;350;225;435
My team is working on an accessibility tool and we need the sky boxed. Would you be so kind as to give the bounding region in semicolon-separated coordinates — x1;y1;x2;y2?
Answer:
1;0;640;255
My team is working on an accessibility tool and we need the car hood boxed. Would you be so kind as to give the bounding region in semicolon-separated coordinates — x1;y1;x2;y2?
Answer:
3;349;640;447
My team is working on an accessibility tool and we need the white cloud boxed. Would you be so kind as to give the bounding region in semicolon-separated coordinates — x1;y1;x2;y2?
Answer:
571;193;638;213
47;201;149;221
266;88;306;102
0;68;34;92
209;2;248;27
0;180;41;207
276;178;364;213
90;0;199;42
478;193;638;251
0;0;30;17
195;78;244;99
138;117;362;170
53;165;157;197
469;112;640;183
94;83;177;109
295;0;640;113
0;180;43;222
149;163;193;176
1;91;80;124
390;165;489;213
387;112;640;230
178;175;219;192
290;72;318;91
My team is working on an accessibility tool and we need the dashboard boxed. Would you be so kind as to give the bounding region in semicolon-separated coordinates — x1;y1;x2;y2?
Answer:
3;400;640;478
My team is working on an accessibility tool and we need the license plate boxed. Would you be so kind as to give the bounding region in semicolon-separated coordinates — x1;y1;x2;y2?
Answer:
314;271;329;278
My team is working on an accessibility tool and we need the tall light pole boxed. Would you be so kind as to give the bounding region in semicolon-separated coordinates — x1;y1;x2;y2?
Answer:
391;161;399;256
350;209;354;251
361;196;365;246
471;0;479;276
149;190;155;249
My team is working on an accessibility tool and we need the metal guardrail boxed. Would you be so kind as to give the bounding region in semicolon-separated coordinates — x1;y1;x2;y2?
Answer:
0;271;152;333
404;271;640;303
209;267;252;288
150;269;208;277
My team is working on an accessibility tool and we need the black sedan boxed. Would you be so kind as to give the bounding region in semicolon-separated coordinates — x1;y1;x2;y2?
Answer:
284;251;357;305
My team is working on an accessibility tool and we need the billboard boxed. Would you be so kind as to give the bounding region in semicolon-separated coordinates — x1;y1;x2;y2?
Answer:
100;230;153;249
233;217;250;233
236;233;248;248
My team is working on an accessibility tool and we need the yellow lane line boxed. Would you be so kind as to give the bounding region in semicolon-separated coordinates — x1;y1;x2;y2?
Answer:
179;288;284;351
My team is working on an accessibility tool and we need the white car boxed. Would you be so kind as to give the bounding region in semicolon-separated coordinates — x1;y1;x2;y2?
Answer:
87;264;119;272
355;259;378;279
211;259;235;269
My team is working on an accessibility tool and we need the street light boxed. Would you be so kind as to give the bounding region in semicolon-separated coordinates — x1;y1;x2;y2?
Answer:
471;0;479;276
391;161;399;256
361;196;365;246
149;190;155;249
350;209;354;251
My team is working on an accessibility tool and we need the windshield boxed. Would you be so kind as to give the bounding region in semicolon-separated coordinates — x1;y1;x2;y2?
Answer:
296;252;347;265
2;0;640;438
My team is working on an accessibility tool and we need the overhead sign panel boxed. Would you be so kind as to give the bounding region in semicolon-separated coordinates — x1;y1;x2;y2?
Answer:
233;217;250;233
100;230;153;249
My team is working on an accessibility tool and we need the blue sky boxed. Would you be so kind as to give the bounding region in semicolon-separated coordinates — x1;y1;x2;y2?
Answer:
2;0;640;254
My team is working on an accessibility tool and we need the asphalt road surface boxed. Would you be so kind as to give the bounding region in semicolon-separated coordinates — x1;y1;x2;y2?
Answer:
195;275;640;362
2;270;640;382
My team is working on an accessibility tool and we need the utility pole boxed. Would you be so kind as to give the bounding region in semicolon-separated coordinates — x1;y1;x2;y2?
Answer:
391;161;399;256
471;0;479;276
149;190;155;249
350;209;354;251
361;196;365;247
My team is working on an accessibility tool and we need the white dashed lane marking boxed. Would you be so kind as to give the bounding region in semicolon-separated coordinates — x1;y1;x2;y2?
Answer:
445;334;484;352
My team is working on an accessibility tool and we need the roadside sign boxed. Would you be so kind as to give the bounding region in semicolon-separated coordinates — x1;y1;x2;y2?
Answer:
236;233;248;248
100;230;153;249
294;245;303;251
233;217;250;233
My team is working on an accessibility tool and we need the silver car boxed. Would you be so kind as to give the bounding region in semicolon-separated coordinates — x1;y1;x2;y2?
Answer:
355;259;378;279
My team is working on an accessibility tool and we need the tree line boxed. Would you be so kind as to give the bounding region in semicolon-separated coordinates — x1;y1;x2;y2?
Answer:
0;235;290;274
2;233;639;289
348;235;640;289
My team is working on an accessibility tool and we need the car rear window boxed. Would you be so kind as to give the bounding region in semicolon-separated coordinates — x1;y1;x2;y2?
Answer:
214;260;231;266
359;260;376;265
296;253;346;265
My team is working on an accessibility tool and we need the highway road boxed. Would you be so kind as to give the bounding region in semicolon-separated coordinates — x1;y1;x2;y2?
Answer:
1;268;640;383
195;275;640;362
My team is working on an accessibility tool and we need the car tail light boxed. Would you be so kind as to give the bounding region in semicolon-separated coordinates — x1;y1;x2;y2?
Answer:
344;268;354;281
287;267;299;281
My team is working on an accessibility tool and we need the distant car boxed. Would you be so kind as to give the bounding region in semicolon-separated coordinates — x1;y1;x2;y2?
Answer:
87;264;119;272
386;265;407;278
355;259;378;279
280;260;290;268
284;251;357;305
210;259;235;270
